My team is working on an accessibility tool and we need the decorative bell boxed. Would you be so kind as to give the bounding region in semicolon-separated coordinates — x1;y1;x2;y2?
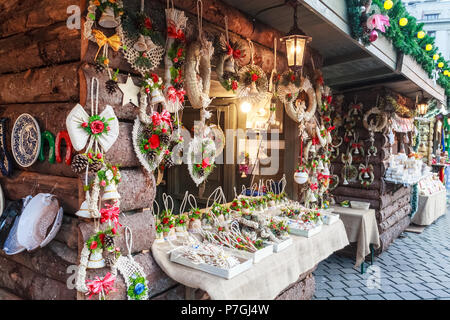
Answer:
249;82;259;95
241;171;247;178
150;88;166;105
87;249;106;269
354;148;359;155
133;34;148;52
317;161;324;171
364;172;370;179
102;183;121;202
323;167;330;175
76;192;91;218
98;7;119;28
309;192;317;202
224;56;235;73
145;37;158;51
343;178;349;185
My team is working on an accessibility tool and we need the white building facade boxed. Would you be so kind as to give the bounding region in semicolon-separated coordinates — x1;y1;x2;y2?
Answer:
404;0;450;60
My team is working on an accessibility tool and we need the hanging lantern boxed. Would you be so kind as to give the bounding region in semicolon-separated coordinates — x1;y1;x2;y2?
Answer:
416;91;428;116
281;2;312;72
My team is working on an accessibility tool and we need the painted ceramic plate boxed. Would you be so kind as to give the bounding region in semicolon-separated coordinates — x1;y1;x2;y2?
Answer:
11;114;41;167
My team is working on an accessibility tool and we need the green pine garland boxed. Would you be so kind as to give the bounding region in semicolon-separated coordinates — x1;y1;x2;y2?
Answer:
347;0;450;99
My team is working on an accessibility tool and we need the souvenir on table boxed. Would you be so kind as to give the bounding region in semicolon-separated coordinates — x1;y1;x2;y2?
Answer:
187;193;202;233
170;234;252;280
38;131;55;164
3;194;63;255
0;118;13;176
11;114;41;168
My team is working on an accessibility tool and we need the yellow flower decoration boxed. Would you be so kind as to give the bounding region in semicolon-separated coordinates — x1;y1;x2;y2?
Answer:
444;70;449;76
399;18;408;27
93;0;100;6
438;62;444;68
417;31;425;39
384;0;393;10
425;44;432;51
433;54;439;61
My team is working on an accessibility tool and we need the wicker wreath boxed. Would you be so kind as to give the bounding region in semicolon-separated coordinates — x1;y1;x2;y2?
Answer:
341;164;358;183
236;64;268;104
328;174;339;191
283;77;317;123
358;163;375;187
185;39;214;109
363;107;388;132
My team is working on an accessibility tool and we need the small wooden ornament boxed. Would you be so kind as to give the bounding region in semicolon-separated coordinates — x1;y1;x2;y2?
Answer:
118;75;140;107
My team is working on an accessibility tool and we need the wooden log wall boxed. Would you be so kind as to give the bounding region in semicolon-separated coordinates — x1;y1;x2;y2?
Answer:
331;87;413;255
0;0;82;299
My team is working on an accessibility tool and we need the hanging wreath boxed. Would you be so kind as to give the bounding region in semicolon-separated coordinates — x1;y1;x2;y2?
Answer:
341;164;358;183
328;174;339;191
386;95;416;119
283;76;317;124
237;64;268;104
363;107;388;132
187;137;216;186
358;163;375;187
132;110;173;174
350;141;365;157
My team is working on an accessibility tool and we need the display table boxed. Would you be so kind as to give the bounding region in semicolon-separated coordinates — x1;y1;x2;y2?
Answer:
412;190;447;226
151;221;349;300
331;205;380;268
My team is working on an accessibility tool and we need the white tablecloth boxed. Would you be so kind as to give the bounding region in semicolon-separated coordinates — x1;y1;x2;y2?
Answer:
331;205;380;267
151;220;349;300
412;190;447;226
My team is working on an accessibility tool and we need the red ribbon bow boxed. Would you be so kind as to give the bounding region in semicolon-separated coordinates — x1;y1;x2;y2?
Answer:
167;21;185;42
327;126;336;132
351;103;361;110
312;137;320;145
310;183;318;191
361;167;371;173
317;173;330;180
167;86;185;105
227;43;244;60
86;272;116;299
352;143;361;148
100;203;121;228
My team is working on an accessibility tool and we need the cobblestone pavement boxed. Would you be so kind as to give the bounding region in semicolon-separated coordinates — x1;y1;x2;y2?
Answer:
313;210;450;300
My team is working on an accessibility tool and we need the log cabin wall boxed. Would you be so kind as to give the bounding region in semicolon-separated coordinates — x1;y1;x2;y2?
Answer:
0;0;323;300
331;87;414;255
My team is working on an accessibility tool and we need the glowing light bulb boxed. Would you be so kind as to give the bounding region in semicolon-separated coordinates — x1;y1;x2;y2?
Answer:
241;101;252;113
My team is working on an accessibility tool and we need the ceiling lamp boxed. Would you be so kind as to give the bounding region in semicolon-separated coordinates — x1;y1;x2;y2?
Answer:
281;2;312;72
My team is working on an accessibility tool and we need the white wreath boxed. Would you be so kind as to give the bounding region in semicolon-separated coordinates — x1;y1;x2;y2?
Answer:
187;137;216;186
284;77;317;123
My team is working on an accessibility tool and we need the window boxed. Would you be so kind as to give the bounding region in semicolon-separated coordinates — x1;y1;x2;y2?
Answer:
424;14;440;21
428;31;436;38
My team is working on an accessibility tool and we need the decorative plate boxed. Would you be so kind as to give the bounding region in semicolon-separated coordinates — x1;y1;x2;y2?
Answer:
11;114;41;168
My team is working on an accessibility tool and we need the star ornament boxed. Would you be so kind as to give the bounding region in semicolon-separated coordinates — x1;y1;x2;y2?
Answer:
118;75;140;107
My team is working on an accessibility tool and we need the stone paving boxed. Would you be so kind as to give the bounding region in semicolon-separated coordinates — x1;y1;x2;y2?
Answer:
313;209;450;300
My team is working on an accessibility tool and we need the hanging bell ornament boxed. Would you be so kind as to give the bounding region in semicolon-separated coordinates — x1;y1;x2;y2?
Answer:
150;88;165;105
249;81;259;95
98;7;120;28
354;147;359;155
87;249;106;269
224;56;235;73
145;37;158;51
309;192;317;203
323;167;330;175
241;171;247;178
75;192;91;218
343;177;349;185
317;160;324;171
102;182;121;202
364;171;370;179
133;34;148;52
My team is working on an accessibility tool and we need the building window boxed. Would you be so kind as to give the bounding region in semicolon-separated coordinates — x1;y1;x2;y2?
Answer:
424;14;440;21
428;31;436;38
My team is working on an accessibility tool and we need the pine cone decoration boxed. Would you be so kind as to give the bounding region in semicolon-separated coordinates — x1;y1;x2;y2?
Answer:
94;62;105;73
147;150;157;162
71;154;89;174
89;160;103;173
165;156;174;168
104;256;115;267
142;127;153;140
197;168;204;176
104;235;115;249
105;79;118;94
160;133;170;146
